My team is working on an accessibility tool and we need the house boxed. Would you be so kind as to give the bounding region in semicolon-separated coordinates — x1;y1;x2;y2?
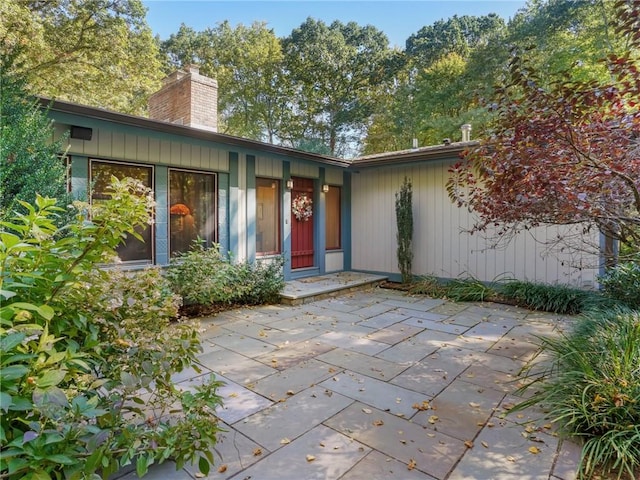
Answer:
46;65;600;286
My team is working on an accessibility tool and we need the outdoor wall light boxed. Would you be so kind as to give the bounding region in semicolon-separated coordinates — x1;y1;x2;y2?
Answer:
322;184;330;193
286;179;294;190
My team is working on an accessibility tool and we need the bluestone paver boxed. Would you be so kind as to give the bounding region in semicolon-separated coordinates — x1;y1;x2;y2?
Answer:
121;285;581;480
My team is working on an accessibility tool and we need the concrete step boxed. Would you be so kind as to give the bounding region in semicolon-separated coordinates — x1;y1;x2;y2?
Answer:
280;271;388;305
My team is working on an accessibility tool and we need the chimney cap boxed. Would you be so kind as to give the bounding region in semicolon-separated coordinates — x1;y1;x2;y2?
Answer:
186;64;200;75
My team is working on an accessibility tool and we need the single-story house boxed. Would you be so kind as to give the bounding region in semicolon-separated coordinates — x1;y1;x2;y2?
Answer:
45;65;600;286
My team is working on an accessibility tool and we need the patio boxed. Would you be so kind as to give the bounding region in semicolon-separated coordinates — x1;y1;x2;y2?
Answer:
119;282;581;480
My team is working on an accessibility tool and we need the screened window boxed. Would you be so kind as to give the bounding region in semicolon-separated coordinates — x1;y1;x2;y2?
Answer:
325;185;341;250
256;178;281;255
90;160;154;263
169;169;217;256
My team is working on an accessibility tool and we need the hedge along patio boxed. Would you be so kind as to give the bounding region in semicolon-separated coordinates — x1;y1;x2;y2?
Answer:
46;65;601;286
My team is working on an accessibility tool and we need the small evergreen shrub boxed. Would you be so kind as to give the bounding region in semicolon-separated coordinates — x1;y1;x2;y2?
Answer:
514;308;640;479
167;245;285;308
598;261;640;309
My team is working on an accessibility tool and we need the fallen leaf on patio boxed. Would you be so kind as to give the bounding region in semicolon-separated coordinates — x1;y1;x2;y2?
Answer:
306;455;316;462
528;446;541;454
286;390;295;396
400;439;407;444
407;459;417;470
466;373;476;378
217;465;228;473
464;440;474;449
328;367;337;373
324;389;333;397
507;455;516;462
427;433;436;438
486;422;495;428
481;441;489;448
428;415;439;424
373;420;384;426
195;473;206;479
259;330;267;337
516;413;525;419
543;423;553;430
253;448;262;456
280;438;291;445
412;401;430;411
524;425;535;433
229;392;239;398
469;402;481;408
502;402;515;410
362;408;372;414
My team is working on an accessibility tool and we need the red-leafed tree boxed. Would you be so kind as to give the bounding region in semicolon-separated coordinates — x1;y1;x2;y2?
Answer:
447;0;640;263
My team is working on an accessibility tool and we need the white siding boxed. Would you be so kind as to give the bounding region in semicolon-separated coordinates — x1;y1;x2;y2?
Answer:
325;251;344;272
351;161;599;287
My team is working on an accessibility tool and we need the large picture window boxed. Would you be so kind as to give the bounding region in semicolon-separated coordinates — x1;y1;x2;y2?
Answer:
325;185;341;250
90;160;154;263
169;169;217;256
256;178;281;255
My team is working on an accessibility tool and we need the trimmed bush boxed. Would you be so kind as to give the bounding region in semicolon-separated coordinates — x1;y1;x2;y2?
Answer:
445;277;495;302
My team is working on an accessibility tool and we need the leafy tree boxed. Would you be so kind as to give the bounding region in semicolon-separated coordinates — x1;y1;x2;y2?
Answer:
406;14;506;70
447;0;640;263
0;0;163;114
161;21;290;142
282;18;394;157
0;67;69;222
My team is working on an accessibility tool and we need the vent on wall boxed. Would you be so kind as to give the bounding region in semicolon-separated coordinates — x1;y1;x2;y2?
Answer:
70;126;93;140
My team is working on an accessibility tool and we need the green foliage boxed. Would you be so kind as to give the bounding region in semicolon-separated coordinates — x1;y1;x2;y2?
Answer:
408;275;447;297
395;177;413;284
1;0;163;114
167;244;285;307
514;308;640;479
0;178;223;480
0;69;70;222
445;277;495;302
598;261;640;309
498;280;593;315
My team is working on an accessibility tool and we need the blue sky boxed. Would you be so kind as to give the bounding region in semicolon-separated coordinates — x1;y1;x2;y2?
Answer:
143;0;527;48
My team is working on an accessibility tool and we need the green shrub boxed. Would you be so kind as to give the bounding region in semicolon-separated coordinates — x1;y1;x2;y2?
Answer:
498;280;592;314
0;179;223;480
167;244;285;307
514;308;640;479
408;275;447;297
598;261;640;308
445;277;495;302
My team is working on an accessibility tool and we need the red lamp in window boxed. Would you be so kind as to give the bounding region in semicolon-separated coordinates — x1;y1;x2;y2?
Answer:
170;203;191;216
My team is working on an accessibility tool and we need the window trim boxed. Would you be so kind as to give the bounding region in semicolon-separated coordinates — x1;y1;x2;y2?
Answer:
89;158;155;265
325;184;341;251
168;167;218;257
255;177;282;256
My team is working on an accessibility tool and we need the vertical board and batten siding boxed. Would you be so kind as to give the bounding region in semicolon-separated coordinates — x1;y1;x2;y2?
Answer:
255;155;284;178
55;123;229;172
325;167;344;185
351;159;599;287
291;162;319;179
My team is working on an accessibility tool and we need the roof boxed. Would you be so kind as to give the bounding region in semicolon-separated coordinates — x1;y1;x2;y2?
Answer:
41;97;478;170
40;97;351;168
351;141;479;168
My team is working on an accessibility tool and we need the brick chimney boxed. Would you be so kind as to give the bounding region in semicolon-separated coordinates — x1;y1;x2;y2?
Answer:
149;64;218;132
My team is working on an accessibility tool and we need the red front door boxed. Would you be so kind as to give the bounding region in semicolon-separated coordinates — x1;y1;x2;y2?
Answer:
291;177;314;269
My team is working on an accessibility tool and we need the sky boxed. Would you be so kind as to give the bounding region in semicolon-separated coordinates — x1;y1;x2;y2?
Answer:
143;0;528;49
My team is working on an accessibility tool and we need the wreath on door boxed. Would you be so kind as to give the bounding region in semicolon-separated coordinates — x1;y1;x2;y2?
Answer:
292;194;313;221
